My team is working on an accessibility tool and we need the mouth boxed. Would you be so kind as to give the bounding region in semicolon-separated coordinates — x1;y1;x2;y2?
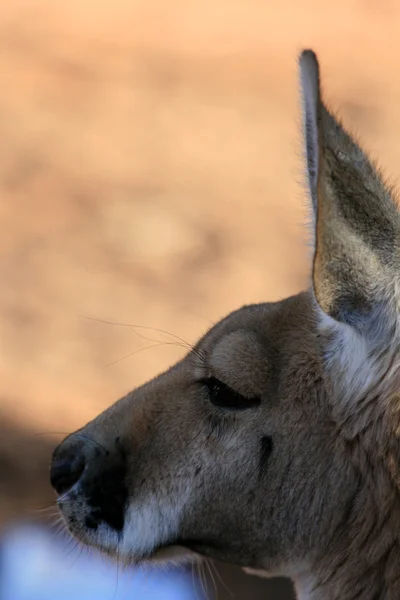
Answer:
56;477;221;569
141;538;223;566
57;495;206;566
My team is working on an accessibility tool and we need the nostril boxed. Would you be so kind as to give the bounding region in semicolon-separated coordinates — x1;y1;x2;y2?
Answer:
50;454;85;495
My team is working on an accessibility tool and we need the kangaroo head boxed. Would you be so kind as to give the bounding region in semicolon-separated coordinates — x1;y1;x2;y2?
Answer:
50;51;400;599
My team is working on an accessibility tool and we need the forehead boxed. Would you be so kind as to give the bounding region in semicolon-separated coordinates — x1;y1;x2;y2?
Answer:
196;302;280;354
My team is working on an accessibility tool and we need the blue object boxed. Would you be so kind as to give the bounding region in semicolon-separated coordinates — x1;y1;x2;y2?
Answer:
0;524;207;600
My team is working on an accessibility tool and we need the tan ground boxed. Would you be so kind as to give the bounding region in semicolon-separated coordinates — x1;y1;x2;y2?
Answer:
1;0;400;523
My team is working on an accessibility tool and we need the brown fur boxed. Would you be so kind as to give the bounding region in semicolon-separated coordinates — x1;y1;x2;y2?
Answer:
50;51;400;599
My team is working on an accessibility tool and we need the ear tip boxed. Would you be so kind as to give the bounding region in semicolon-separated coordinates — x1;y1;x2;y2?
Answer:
299;49;320;78
299;49;318;62
299;49;321;99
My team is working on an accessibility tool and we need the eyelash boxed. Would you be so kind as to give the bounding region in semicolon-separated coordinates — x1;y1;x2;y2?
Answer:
200;376;261;411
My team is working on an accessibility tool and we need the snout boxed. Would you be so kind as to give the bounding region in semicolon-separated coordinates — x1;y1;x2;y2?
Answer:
50;434;128;538
48;378;198;564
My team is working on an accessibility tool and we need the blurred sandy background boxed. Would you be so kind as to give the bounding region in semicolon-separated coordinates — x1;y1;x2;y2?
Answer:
1;0;400;595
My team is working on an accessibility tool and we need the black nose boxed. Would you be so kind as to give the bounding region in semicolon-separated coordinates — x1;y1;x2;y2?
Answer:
50;449;86;495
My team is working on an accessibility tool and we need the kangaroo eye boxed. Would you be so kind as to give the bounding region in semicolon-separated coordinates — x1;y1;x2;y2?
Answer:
200;377;261;410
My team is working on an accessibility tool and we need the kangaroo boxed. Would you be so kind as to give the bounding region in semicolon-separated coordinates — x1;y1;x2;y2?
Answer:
50;50;400;599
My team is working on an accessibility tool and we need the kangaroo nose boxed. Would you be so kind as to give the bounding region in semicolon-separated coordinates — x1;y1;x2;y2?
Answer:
50;449;85;495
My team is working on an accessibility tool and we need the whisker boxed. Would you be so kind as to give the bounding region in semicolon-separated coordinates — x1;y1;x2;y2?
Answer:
195;562;203;598
35;511;63;528
209;561;233;598
68;543;85;570
33;431;72;438
197;561;208;599
128;326;172;345
203;561;211;598
80;314;207;364
52;514;65;527
81;315;192;347
34;510;60;524
63;536;80;559
30;502;58;513
53;519;69;538
104;342;179;368
205;559;219;600
126;326;205;365
191;563;199;600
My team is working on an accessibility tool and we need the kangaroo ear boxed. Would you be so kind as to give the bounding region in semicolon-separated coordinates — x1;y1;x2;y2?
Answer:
299;50;400;329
